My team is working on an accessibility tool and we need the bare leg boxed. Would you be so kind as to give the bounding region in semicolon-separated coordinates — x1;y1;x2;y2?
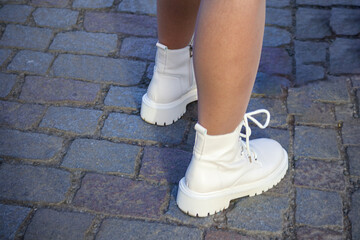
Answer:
194;0;266;135
157;0;200;49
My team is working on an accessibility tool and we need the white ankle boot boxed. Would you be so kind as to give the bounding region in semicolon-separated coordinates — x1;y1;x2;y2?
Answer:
141;42;197;126
176;109;288;217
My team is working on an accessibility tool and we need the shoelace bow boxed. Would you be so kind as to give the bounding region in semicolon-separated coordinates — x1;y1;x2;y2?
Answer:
239;109;271;163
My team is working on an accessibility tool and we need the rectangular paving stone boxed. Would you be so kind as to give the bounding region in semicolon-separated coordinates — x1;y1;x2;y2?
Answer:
296;188;342;226
62;139;140;174
0;204;31;240
295;159;344;191
0;4;33;23
7;50;53;74
263;27;291;47
205;230;258;240
40;106;102;134
51;54;146;85
84;12;157;37
118;0;156;15
0;101;45;129
50;31;117;56
101;113;187;144
330;8;360;35
266;8;291;27
296;8;331;39
20;76;101;103
227;195;289;232
30;0;69;7
147;62;155;79
24;208;93;240
0;72;17;97
0;24;53;50
350;189;360;239
294;126;339;159
267;0;290;7
120;37;157;60
334;105;360;145
296;0;360;6
73;0;113;8
0;48;12;65
73;173;168;218
296;64;325;85
33;7;79;28
0;163;71;202
296;227;342;240
104;86;146;109
0;128;63;160
253;72;290;97
259;47;292;75
97;218;202;240
250;127;290;152
295;40;328;64
348;147;360;176
330;38;360;74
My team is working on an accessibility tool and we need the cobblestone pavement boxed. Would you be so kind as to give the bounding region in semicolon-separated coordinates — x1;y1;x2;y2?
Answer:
0;0;359;239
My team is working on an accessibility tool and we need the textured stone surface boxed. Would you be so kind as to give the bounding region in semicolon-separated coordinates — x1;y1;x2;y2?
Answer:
294;126;339;159
97;218;202;240
267;0;290;7
296;64;325;85
140;147;192;184
263;27;291;47
0;49;12;65
296;8;331;39
102;113;186;144
20;76;100;103
296;188;342;226
330;38;360;74
0;4;33;23
0;24;53;50
253;72;290;96
62;139;140;174
227;195;288;232
30;0;69;7
330;8;360;35
52;54;146;85
266;8;291;27
50;31;117;56
350;189;360;239
118;0;156;15
295;159;344;191
0;101;45;129
24;208;93;240
73;173;168;217
40;106;102;134
348;147;360;176
0;163;70;202
0;73;16;97
104;86;146;108
205;230;257;240
0;204;31;240
84;12;157;36
0;129;63;160
296;227;342;240
249;127;290;152
296;0;360;6
120;37;157;60
33;7;79;28
295;41;328;64
7;50;53;74
335;105;360;145
259;47;292;75
73;0;113;8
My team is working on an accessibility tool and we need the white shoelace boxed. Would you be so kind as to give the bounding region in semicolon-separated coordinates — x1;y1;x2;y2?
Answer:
239;109;271;163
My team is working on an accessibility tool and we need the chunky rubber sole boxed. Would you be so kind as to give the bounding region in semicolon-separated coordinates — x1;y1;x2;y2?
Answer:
176;148;288;217
140;88;198;126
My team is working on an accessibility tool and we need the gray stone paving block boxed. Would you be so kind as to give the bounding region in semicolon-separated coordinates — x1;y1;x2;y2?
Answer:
0;24;53;50
0;163;70;202
0;49;12;65
296;8;331;39
0;101;45;129
296;64;325;85
118;0;156;15
296;0;360;6
140;147;191;184
263;27;291;47
266;8;291;27
62;139;140;174
330;8;360;35
295;159;344;191
147;62;155;79
30;0;69;7
50;31;117;56
97;218;202;240
20;76;101;103
294;126;339;159
253;72;290;96
205;230;258;240
227;195;288;232
335;104;360;145
296;188;342;226
267;0;290;7
259;47;292;75
102;113;187;144
295;40;328;64
0;204;31;240
0;128;63;160
73;0;113;8
348;147;360;176
52;54;146;85
24;208;93;240
73;173;168;217
0;72;16;97
350;189;360;239
120;37;157;60
104;86;146;109
0;5;33;23
84;12;157;37
330;38;360;74
40;106;102;134
8;50;53;74
296;227;342;240
250;127;290;152
33;7;78;28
